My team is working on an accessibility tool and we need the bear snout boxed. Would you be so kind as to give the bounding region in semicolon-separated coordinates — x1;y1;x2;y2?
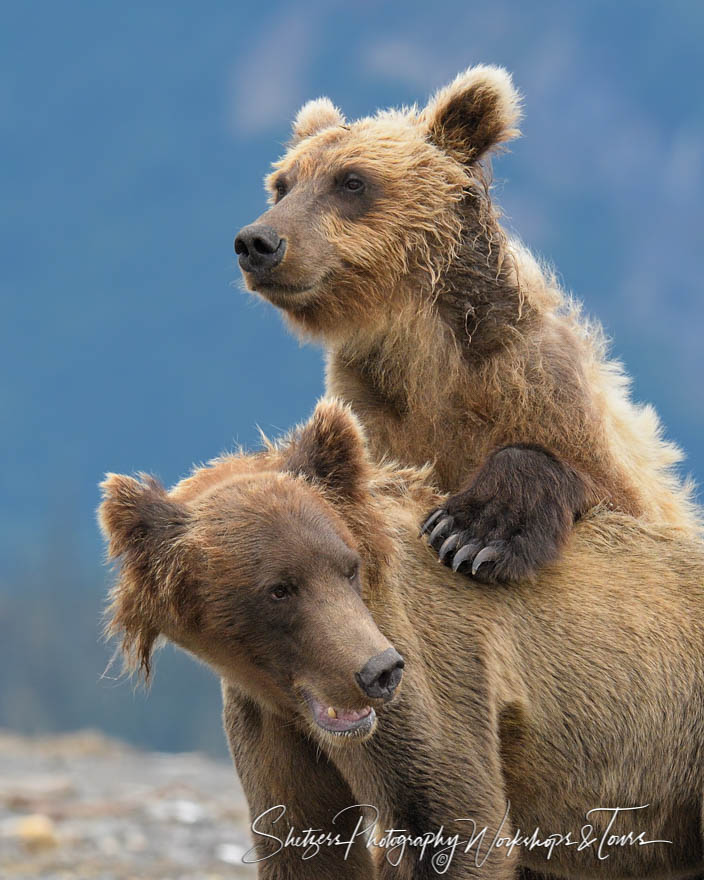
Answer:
356;647;404;700
234;224;285;273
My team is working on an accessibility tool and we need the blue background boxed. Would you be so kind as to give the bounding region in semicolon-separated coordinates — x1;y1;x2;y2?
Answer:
2;0;702;755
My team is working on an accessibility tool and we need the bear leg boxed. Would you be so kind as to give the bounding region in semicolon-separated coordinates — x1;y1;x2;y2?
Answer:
222;684;376;879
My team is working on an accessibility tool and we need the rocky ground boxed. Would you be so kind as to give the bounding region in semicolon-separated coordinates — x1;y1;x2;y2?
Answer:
0;729;256;879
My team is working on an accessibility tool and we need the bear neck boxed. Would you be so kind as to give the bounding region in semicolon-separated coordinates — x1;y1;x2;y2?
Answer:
329;195;544;422
432;191;540;357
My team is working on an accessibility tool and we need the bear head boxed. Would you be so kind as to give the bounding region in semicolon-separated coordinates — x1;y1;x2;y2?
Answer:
235;65;521;338
98;401;403;745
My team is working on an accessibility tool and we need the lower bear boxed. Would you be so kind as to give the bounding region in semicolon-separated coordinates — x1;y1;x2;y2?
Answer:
99;400;704;879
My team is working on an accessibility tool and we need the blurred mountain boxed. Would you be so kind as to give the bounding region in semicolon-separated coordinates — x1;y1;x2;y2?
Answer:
1;0;702;752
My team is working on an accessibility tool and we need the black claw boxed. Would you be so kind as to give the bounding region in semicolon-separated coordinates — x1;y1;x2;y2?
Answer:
419;508;445;537
438;533;460;562
471;545;499;576
428;516;453;545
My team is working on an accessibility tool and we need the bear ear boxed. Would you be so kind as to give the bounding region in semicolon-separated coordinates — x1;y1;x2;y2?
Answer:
98;473;189;561
284;399;371;502
291;97;346;143
98;474;194;679
420;65;522;164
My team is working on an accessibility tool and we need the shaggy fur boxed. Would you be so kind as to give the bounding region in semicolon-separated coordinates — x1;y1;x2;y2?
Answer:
100;400;704;879
235;64;700;583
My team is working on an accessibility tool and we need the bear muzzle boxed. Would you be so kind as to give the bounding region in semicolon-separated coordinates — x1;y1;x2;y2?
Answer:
301;648;404;740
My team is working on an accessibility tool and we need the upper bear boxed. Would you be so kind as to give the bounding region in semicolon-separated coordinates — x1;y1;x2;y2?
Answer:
235;65;700;583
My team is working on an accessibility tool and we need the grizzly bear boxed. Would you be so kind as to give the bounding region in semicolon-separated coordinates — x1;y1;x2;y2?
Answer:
100;400;704;879
234;65;700;584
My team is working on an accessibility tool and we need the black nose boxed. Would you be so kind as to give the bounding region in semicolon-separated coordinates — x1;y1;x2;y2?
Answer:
234;224;285;273
356;648;404;700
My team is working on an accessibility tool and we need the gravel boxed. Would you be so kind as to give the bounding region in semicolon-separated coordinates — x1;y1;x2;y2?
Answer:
0;729;256;879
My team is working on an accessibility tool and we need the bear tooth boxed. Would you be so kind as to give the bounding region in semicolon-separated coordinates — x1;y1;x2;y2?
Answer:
327;707;337;719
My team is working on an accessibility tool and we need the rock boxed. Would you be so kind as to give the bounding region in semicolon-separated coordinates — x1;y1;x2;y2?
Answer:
1;774;75;809
217;841;249;864
14;814;59;850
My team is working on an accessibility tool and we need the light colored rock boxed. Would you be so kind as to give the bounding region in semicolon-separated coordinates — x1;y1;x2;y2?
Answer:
14;813;59;850
217;841;249;864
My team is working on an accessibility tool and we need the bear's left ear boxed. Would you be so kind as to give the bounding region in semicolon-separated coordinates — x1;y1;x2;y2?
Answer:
290;97;346;144
284;399;371;502
420;65;522;165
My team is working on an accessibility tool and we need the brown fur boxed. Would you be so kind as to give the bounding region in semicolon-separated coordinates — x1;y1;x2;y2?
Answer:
235;65;700;581
100;400;704;879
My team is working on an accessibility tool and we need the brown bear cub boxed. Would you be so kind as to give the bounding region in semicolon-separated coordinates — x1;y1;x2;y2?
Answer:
100;401;704;880
235;65;700;584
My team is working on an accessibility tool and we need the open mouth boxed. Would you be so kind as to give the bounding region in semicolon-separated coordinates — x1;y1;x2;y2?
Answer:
304;691;376;738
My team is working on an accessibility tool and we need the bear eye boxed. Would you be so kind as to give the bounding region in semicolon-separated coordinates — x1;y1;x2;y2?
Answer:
274;180;288;202
270;584;290;601
341;173;365;193
346;563;359;581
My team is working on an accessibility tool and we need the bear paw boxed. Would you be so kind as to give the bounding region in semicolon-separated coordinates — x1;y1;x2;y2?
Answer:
419;445;585;584
420;502;550;584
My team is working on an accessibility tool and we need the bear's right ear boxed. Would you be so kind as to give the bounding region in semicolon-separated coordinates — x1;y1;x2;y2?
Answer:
283;399;371;503
420;65;521;165
98;474;196;679
290;97;346;144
